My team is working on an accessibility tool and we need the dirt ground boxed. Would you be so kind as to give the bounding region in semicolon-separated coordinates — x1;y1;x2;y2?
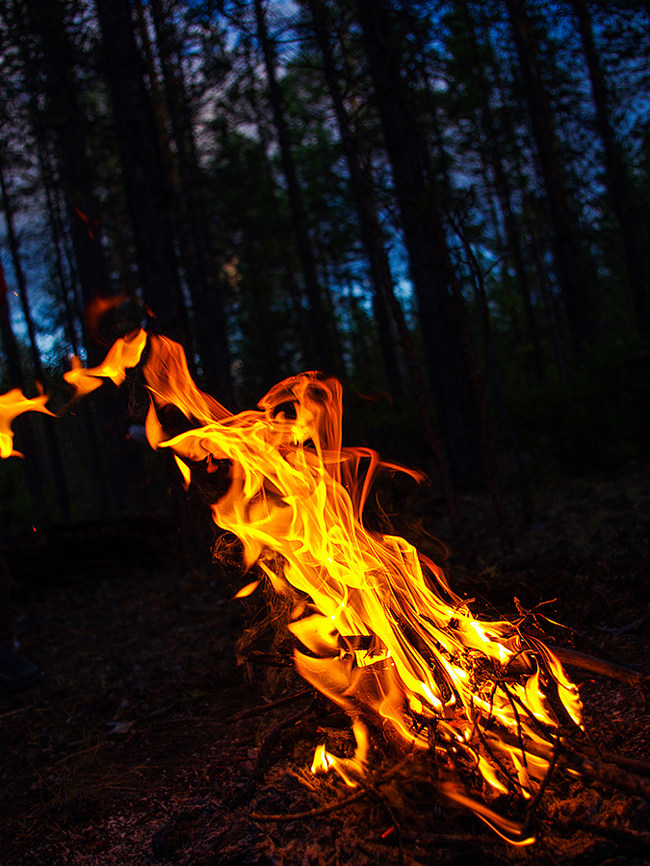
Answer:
1;468;649;865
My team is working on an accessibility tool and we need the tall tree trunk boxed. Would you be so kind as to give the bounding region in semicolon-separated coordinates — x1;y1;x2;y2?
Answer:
354;0;483;492
253;0;336;375
93;0;187;344
147;0;235;406
16;3;130;518
37;141;115;518
463;2;545;382
240;42;313;369
0;155;72;522
0;263;48;525
504;0;593;357
570;0;649;337
21;0;112;327
305;0;406;402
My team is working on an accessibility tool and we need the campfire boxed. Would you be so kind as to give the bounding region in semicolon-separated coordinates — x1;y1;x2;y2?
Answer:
2;328;648;849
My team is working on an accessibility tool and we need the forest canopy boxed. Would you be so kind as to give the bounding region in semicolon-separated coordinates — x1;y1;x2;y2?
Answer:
0;0;649;532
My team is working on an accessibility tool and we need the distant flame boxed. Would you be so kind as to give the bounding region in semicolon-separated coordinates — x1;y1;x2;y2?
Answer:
0;389;54;458
0;328;584;843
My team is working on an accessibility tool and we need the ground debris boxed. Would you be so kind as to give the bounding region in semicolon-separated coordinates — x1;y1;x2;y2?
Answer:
2;471;650;864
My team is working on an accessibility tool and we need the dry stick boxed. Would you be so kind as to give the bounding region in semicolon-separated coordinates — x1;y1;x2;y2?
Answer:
564;819;650;853
254;708;314;780
485;729;650;798
520;737;560;839
552;646;649;690
249;790;366;822
228;688;312;722
356;777;405;866
581;750;650;778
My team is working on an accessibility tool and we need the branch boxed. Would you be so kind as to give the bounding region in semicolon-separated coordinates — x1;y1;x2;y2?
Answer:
249;790;366;822
552;646;649;690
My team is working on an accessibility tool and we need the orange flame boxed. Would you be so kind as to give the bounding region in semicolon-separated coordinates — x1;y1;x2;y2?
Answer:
63;328;148;398
3;330;584;842
128;334;581;839
0;389;54;459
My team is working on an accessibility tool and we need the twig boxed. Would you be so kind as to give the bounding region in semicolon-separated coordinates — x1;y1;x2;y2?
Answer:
520;737;560;839
564;819;650;853
552;646;649;690
254;708;313;779
357;777;404;866
484;729;650;798
560;746;650;798
249;790;366;822
0;704;34;722
228;688;312;721
581;749;650;778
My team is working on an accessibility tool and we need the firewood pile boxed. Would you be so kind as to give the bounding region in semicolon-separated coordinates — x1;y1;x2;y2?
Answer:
1;472;649;865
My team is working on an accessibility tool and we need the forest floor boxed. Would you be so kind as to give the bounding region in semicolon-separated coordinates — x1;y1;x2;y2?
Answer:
1;465;650;865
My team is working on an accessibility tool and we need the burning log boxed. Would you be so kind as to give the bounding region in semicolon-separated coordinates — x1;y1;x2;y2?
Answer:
551;645;649;691
1;327;648;848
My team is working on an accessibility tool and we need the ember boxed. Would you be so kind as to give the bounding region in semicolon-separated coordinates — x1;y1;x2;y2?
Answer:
1;328;587;844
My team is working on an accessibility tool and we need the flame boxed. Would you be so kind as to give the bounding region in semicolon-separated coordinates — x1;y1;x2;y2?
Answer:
0;389;55;459
2;330;584;841
63;328;148;398
129;334;581;833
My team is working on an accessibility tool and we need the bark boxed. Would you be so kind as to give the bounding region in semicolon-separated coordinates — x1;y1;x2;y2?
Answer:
354;0;483;492
253;0;336;375
505;0;593;357
570;0;649;337
93;0;187;343
0;155;72;522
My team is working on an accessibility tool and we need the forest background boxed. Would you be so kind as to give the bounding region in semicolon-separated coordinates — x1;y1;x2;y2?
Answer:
0;0;649;548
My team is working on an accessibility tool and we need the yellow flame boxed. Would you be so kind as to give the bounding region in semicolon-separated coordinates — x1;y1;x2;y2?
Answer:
24;331;584;840
63;328;148;398
0;389;55;459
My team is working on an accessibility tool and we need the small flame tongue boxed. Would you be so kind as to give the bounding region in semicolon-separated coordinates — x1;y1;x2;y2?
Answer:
1;330;583;841
0;389;55;458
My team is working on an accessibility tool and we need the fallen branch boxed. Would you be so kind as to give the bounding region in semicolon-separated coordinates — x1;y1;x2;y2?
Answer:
228;688;312;722
249;790;366;822
485;730;650;799
560;746;650;798
552;646;649;690
564;819;650;853
581;748;650;778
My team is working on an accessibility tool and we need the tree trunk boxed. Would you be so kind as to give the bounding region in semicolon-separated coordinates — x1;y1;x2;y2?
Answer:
0;263;48;525
22;0;112;328
354;0;483;492
0;154;72;522
504;0;593;357
570;0;649;337
93;0;187;344
140;0;235;405
305;0;406;403
463;2;545;382
253;0;336;375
